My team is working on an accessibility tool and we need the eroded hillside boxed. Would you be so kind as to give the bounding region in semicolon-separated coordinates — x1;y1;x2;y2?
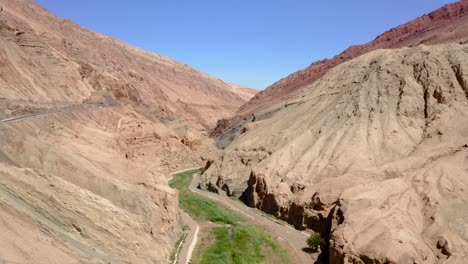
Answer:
214;0;468;139
0;0;257;263
201;43;468;263
0;0;257;129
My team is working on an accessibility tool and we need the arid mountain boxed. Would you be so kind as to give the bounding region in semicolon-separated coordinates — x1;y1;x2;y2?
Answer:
227;83;259;101
0;0;257;263
0;0;257;129
204;2;468;262
213;0;468;138
0;109;181;264
202;43;468;263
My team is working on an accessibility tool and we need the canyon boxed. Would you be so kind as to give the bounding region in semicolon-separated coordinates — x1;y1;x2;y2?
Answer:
202;1;468;263
1;0;468;263
202;43;468;263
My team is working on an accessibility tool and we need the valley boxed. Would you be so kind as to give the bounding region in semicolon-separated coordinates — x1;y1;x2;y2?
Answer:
169;169;295;264
1;0;468;264
203;43;468;263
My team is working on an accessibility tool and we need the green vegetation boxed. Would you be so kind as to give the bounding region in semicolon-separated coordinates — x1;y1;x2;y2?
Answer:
306;233;326;251
201;226;289;264
170;169;290;264
169;169;242;225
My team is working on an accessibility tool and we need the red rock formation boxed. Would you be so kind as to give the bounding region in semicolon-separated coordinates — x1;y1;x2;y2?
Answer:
235;0;468;119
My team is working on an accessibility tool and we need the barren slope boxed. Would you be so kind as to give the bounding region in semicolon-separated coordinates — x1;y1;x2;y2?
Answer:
0;0;256;129
215;0;468;136
0;0;257;263
228;83;259;101
201;43;468;263
0;107;185;263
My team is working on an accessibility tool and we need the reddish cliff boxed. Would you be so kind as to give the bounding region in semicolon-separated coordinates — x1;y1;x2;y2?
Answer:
236;0;468;118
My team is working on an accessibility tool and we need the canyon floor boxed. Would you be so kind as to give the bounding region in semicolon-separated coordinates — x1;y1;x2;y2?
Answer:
170;169;305;264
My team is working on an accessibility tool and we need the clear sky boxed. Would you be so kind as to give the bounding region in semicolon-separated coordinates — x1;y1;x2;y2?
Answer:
36;0;456;89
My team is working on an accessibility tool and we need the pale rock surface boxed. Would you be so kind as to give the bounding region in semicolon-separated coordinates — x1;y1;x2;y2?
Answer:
215;0;468;138
0;0;257;128
0;0;257;263
201;43;468;263
0;108;183;263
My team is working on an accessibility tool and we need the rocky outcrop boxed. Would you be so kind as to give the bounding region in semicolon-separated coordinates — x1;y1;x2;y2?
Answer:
78;62;141;104
201;43;468;263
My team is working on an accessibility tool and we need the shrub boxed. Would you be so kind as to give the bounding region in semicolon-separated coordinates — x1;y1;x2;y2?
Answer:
306;233;326;251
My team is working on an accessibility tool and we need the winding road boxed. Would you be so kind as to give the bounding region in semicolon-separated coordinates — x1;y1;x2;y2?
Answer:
0;104;109;123
173;168;316;264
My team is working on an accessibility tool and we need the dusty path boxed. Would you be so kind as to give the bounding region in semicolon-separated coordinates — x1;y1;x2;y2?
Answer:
170;168;200;264
189;173;316;264
0;104;110;123
175;211;199;264
1;112;51;123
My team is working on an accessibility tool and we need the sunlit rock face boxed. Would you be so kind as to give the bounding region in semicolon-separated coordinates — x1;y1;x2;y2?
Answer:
202;43;468;263
0;0;258;263
215;0;468;139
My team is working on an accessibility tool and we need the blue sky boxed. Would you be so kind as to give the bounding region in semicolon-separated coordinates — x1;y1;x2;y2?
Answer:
36;0;456;89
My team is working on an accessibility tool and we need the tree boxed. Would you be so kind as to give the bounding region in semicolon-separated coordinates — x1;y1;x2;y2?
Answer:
306;233;326;251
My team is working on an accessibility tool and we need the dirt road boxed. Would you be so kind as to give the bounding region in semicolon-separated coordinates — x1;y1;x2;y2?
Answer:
0;104;109;123
170;169;200;264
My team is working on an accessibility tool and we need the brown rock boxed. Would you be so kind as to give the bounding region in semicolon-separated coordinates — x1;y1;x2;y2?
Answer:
202;44;468;263
0;0;258;263
216;0;468;137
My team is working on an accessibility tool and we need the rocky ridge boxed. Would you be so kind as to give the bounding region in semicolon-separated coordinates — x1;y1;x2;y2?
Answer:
201;43;468;263
0;0;257;129
214;0;468;138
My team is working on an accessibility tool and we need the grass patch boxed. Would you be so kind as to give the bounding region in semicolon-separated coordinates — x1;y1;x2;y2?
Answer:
170;169;243;225
179;194;243;225
169;169;200;191
201;226;290;264
191;226;216;264
170;170;290;264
